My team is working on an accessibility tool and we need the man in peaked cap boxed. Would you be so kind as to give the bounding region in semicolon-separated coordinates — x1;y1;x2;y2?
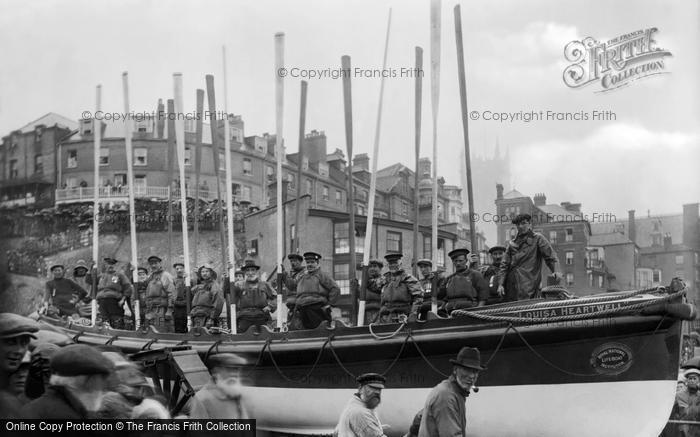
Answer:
144;255;175;332
362;259;386;325
497;214;561;302
22;344;114;419
189;263;224;330
96;257;133;329
232;259;277;333
172;262;191;333
335;373;388;437
43;263;88;318
290;252;340;330
188;353;249;419
0;313;38;418
416;258;447;320
280;253;306;329
379;253;423;324
419;347;484;437
438;248;488;314
479;246;507;305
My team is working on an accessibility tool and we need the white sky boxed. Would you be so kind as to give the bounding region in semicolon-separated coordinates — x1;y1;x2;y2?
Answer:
1;0;698;243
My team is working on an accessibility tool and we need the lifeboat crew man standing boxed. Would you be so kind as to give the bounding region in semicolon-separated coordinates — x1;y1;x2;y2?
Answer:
379;253;423;324
479;246;507;305
233;259;277;333
281;253;306;330
144;255;175;332
439;248;488;314
95;257;133;329
189;264;224;330
292;252;340;330
172;262;191;333
416;258;446;319
362;259;386;325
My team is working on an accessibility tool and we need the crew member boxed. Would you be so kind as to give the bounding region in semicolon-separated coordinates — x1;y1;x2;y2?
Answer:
190;264;224;330
363;259;385;324
439;248;488;313
233;259;277;333
335;373;388;437
416;259;445;319
44;264;88;318
188;353;249;419
479;246;506;305
379;253;422;323
96;258;133;329
282;253;305;330
144;255;175;332
172;262;191;333
292;252;340;330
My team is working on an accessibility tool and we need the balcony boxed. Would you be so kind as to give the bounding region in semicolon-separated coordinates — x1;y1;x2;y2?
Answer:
0;195;36;208
55;186;219;204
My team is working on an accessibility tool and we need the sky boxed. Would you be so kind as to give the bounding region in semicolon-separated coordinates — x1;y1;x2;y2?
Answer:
1;0;698;244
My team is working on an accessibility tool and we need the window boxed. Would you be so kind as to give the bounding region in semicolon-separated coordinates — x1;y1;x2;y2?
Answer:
287;173;295;189
637;268;652;288
67;150;78;168
81;119;93;135
134;148;147;166
676;255;685;265
9;160;18;178
99;148;109;166
333;222;364;254
387;231;402;253
266;165;274;181
184;147;192;166
34;127;43;142
565;273;574;286
242;185;252;201
589;273;594;288
248;239;258;256
135;118;150;133
335;190;342;206
114;174;127;186
219;151;225;170
362;190;368;201
402;201;409;216
565;251;574;265
565;228;573;242
334;263;351;295
598;276;604;288
652;269;662;284
231;127;243;143
306;179;312;195
34;154;43;174
322;186;329;202
243;158;252;175
134;175;147;187
357;204;366;216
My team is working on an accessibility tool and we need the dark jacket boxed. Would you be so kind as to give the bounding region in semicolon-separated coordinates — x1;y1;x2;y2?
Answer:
295;268;340;307
21;386;91;419
45;278;87;316
498;230;559;301
381;270;423;314
418;376;469;437
173;276;191;308
96;271;133;301
190;279;224;318
439;269;488;311
234;279;277;315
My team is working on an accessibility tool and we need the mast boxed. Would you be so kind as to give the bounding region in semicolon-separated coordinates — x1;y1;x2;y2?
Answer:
222;47;237;334
166;99;175;270
430;0;442;314
357;9;392;326
173;74;193;293
91;85;101;327
274;32;285;330
293;81;308;253
341;55;357;321
193;89;204;270
412;47;423;277
454;5;478;253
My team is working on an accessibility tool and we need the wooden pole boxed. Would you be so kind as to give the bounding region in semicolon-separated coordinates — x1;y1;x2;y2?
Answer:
454;5;478;253
293;81;308;253
222;47;237;334
274;33;285;330
166;99;175;271
430;0;442;314
173;74;193;293
91;85;101;327
358;9;392;326
193;90;204;270
412;47;423;278
341;54;357;322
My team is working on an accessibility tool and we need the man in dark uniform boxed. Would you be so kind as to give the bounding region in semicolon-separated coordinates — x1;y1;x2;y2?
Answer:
172;262;191;333
439;248;488;314
416;259;446;319
134;267;149;328
145;255;175;332
479;246;506;305
497;214;562;302
379;253;423;323
96;258;133;329
292;252;340;330
190;264;224;329
44;264;88;318
281;253;305;330
233;260;277;333
362;259;385;324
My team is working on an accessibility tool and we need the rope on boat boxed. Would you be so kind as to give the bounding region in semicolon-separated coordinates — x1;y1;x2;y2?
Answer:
204;340;222;362
327;336;357;379
407;333;449;378
483;324;515;368
368;319;408;340
261;338;331;383
451;288;685;324
469;285;666;316
378;333;412;377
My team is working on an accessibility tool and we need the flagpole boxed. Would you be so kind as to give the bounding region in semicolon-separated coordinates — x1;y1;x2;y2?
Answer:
173;74;193;295
91;85;101;327
222;47;237;334
430;0;442;314
412;46;423;279
293;81;308;253
274;32;285;330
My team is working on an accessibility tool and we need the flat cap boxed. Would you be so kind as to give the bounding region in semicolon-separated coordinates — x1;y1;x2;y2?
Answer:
51;344;114;376
368;259;384;268
303;251;322;261
103;257;118;265
416;258;432;267
356;372;386;389
287;253;303;261
512;213;532;225
73;260;89;273
448;248;470;260
206;353;248;370
0;313;39;339
384;253;403;262
49;264;64;271
172;262;184;268
488;245;506;254
137;267;148;274
147;255;162;263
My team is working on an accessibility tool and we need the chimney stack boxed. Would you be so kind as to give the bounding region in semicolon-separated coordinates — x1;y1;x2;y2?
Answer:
496;184;504;200
533;193;547;206
353;153;370;171
628;210;636;243
683;203;700;250
663;234;673;251
418;157;431;180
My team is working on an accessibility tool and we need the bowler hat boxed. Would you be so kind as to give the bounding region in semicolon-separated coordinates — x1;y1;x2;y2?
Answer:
0;313;39;339
303;251;322;261
356;372;386;389
450;346;485;370
51;344;114;376
287;253;303;262
448;248;470;260
416;258;432;267
103;257;118;265
147;255;162;263
384;253;403;262
512;213;532;225
368;259;384;268
207;353;248;370
243;259;260;270
488;245;506;254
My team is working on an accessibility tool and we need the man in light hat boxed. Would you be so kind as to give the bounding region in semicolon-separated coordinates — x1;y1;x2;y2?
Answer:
232;259;277;333
479;246;507;305
497;214;561;302
172;262;191;333
292;252;340;330
0;313;38;418
189;264;224;330
43;264;88;318
379;253;422;324
22;344;114;419
71;259;92;296
96;257;133;329
281;253;306;329
419;347;484;437
143;255;175;332
335;373;388;437
363;259;386;325
439;248;488;313
188;353;249;419
416;259;446;320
